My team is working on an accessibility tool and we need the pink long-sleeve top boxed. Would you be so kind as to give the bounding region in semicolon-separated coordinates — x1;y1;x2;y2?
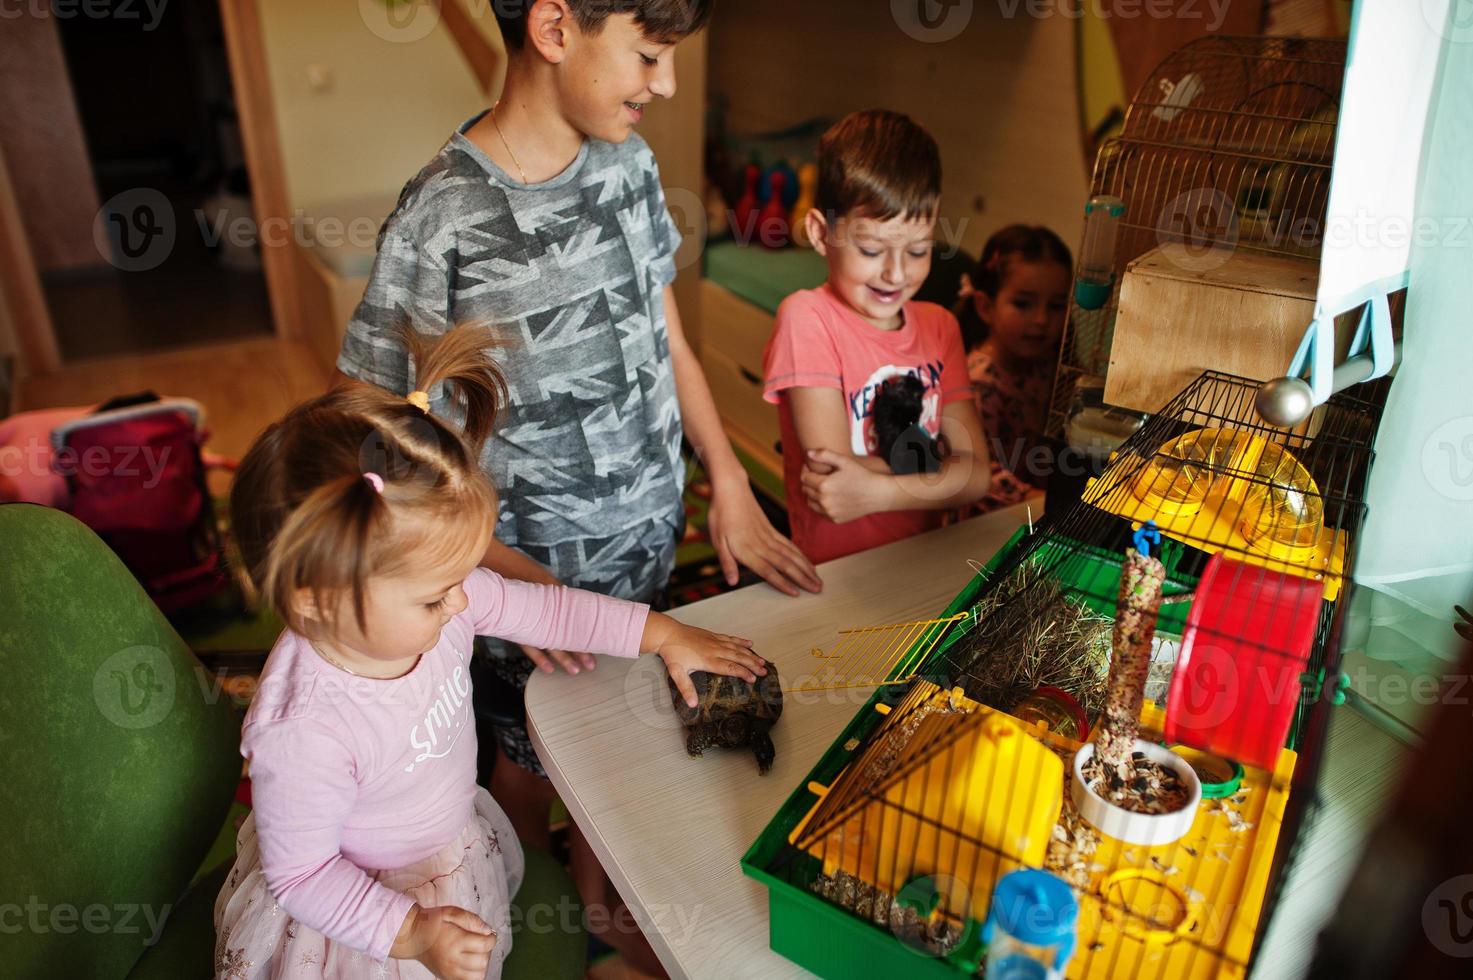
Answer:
241;568;649;960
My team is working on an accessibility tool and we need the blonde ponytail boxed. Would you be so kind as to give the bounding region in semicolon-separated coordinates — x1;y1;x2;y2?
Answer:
403;325;508;455
231;323;508;634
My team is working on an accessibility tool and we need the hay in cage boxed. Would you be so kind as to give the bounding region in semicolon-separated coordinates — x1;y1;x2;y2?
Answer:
948;564;1113;722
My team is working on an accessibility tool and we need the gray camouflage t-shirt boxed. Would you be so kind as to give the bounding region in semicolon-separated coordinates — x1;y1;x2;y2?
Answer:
338;112;684;596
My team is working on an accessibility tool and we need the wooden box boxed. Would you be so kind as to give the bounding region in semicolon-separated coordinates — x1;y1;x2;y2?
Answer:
1105;246;1318;415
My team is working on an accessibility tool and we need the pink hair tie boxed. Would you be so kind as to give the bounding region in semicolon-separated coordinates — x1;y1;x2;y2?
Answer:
364;472;385;494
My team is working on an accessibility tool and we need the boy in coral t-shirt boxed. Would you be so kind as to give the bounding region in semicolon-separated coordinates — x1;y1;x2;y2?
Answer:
763;110;990;564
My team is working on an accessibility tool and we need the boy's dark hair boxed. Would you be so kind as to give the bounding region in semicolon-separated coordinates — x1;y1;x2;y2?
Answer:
815;109;941;223
495;0;714;50
956;224;1074;350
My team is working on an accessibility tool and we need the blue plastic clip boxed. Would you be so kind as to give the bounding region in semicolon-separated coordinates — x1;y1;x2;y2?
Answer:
1133;521;1161;559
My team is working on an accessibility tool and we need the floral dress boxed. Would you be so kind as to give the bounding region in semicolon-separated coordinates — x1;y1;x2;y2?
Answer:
958;344;1054;516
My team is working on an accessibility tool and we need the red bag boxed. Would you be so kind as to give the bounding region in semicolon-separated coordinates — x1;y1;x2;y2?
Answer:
53;396;229;613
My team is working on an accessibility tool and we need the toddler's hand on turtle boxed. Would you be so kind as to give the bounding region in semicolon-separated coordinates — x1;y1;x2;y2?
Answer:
392;904;496;980
644;613;764;707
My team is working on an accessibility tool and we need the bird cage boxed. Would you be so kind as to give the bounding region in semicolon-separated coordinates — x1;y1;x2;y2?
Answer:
1048;36;1347;436
744;369;1384;979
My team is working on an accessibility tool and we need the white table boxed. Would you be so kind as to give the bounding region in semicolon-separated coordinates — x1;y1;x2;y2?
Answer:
526;505;1032;979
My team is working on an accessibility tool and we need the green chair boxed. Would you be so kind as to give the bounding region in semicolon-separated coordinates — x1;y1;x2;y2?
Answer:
0;503;240;977
0;504;585;977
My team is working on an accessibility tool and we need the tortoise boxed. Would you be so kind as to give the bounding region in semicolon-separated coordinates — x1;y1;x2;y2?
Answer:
667;661;784;774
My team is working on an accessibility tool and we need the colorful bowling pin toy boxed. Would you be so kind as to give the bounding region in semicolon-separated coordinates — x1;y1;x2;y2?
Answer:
757;171;790;248
790;162;818;248
733;163;761;244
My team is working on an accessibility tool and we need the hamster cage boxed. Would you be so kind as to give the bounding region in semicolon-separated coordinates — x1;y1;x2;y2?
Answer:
1048;35;1348;437
743;369;1384;979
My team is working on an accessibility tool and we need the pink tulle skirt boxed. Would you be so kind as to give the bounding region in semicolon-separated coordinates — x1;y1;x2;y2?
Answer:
214;787;523;979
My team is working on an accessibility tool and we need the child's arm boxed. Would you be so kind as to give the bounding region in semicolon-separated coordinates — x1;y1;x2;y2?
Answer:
663;286;823;597
642;610;765;707
465;569;765;704
782;387;894;477
479;537;597;675
793;392;991;523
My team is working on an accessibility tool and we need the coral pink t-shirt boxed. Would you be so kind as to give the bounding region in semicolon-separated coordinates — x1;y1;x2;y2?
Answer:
242;569;648;959
763;285;971;564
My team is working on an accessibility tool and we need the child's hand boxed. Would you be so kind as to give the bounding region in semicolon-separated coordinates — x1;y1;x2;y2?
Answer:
519;641;598;675
391;904;497;980
801;449;897;523
706;479;823;597
644;612;766;707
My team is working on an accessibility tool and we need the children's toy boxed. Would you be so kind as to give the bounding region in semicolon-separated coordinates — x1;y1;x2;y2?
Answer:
762;160;800;210
732;163;761;245
871;375;941;475
790;162;818;248
756;170;791;248
667;662;784;774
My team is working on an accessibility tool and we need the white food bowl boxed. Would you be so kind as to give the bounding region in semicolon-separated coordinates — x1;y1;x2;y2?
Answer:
1071;740;1202;846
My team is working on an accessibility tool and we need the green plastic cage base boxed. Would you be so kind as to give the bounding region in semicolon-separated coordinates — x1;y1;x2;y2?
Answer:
753;863;969;980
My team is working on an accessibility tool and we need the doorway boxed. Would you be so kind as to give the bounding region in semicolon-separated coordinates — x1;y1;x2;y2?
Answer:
10;2;273;364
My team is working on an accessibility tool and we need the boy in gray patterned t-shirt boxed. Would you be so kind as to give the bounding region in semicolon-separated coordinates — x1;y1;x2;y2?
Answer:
337;1;820;966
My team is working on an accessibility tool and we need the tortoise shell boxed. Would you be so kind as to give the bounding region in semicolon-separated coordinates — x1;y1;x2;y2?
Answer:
667;661;783;773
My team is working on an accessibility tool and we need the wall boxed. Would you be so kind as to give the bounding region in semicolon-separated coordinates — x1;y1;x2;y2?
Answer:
257;0;505;212
0;12;103;273
634;31;709;347
1080;6;1127;147
0;277;17;364
0;144;59;380
252;1;706;344
708;2;1089;261
1105;0;1265;98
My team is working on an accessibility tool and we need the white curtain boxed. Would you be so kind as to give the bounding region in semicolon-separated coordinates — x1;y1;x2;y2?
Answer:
1350;0;1473;664
1291;0;1450;400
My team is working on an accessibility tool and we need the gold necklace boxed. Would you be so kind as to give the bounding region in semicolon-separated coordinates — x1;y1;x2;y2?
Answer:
310;640;358;676
490;103;530;185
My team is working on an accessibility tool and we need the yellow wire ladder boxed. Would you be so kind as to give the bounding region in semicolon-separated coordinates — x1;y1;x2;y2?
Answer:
785;612;972;693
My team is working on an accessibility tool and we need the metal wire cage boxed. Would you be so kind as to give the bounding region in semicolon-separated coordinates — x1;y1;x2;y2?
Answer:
1049;35;1347;435
749;371;1384;979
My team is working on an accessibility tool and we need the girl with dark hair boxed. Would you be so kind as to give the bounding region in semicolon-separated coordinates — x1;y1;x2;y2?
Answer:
955;225;1073;514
